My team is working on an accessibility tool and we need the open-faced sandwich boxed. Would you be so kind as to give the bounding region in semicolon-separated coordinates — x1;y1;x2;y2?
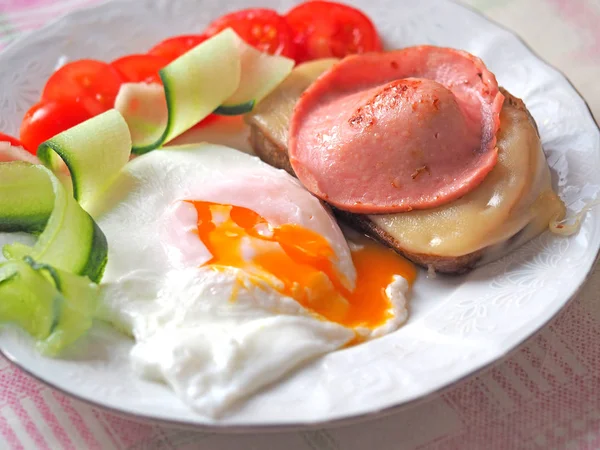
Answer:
246;49;566;274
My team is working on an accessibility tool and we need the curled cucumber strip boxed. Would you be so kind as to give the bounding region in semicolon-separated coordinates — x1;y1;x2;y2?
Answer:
1;163;107;283
115;28;294;153
37;109;132;211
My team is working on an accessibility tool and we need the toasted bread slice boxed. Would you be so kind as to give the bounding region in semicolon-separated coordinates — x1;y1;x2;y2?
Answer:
245;61;564;274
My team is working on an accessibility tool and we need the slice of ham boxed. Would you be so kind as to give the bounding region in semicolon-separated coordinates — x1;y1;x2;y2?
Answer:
288;46;505;214
0;141;40;164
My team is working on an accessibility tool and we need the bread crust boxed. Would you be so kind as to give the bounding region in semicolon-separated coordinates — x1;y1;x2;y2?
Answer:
248;88;536;274
250;125;295;175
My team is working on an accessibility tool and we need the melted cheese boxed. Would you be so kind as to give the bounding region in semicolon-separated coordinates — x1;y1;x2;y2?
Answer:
246;60;565;260
370;98;565;258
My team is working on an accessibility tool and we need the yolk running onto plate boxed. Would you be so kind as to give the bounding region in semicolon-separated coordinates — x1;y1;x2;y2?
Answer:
191;201;416;330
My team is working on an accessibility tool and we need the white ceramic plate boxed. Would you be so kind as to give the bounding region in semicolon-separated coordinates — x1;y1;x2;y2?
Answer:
0;0;599;430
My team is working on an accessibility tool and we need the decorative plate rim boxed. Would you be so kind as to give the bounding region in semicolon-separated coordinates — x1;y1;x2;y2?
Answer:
0;0;598;432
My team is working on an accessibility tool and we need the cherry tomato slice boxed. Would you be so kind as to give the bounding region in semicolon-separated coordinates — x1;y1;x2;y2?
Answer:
285;1;382;62
191;113;220;130
20;100;93;154
0;132;23;148
205;8;296;59
149;34;209;63
112;54;170;84
41;59;124;116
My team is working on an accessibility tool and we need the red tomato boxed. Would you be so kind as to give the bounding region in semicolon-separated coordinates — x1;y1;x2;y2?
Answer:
191;113;220;130
0;132;23;148
42;60;124;116
285;1;382;61
112;54;170;84
149;34;209;63
20;100;93;154
205;9;296;59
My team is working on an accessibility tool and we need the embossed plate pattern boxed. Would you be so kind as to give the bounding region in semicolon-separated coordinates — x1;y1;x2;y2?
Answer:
0;0;599;429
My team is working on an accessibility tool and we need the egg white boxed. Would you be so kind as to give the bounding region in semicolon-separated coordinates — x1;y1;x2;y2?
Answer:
93;144;360;416
92;143;409;417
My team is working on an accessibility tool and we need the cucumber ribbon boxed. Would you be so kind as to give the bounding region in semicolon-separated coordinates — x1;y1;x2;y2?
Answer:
0;163;105;355
0;257;99;356
114;28;294;154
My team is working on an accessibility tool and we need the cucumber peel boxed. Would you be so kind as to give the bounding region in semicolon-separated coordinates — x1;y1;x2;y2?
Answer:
214;100;255;116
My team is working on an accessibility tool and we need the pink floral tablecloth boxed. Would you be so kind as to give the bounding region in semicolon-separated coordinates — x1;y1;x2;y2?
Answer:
1;1;599;449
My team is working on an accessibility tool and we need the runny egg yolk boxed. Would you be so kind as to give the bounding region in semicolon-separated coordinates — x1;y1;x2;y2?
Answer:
190;201;416;330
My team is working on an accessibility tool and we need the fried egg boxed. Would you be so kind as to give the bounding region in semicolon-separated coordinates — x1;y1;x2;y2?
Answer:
95;144;416;417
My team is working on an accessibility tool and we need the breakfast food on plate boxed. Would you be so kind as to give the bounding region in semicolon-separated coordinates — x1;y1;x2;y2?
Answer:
0;0;572;418
0;12;419;417
1;109;416;416
96;144;414;416
246;50;566;273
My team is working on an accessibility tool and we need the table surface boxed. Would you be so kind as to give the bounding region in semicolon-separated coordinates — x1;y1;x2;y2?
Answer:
0;0;599;449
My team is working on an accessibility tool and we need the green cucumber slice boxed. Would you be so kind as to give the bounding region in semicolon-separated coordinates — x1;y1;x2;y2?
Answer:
215;38;294;115
1;163;107;282
116;28;293;152
0;257;98;356
213;101;255;116
0;162;54;234
25;257;98;356
120;28;242;154
37;109;131;211
0;260;59;340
